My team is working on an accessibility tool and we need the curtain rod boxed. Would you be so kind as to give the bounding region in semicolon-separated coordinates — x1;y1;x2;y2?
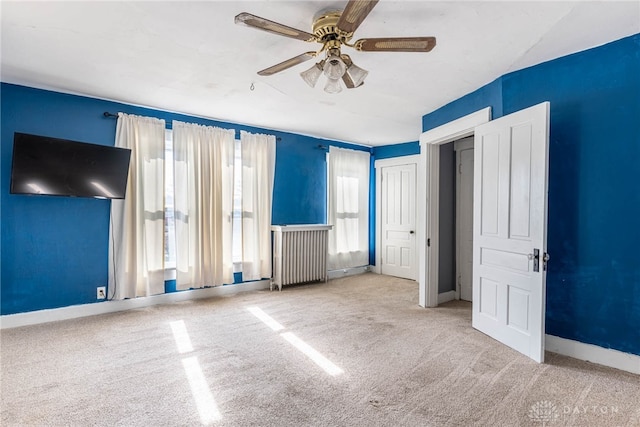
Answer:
103;111;282;141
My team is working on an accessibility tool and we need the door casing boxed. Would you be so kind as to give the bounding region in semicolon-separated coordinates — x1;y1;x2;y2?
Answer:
418;108;492;307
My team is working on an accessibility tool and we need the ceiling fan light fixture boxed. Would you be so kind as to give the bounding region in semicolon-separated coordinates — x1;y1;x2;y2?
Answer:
346;62;368;87
300;62;323;88
324;78;343;94
323;55;347;80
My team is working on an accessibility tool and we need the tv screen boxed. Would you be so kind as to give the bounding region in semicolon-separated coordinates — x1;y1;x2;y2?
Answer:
10;132;132;199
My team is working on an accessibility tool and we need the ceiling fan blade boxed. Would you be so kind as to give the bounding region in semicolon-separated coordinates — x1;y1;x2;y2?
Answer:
257;52;317;76
336;0;380;35
355;37;437;52
235;12;316;42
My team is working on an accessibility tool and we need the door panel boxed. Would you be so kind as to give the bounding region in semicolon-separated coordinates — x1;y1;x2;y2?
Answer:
472;102;549;363
381;163;417;280
510;124;533;239
480;134;501;236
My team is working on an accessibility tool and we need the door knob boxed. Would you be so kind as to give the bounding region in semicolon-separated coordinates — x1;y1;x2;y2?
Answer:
543;253;550;271
409;230;415;234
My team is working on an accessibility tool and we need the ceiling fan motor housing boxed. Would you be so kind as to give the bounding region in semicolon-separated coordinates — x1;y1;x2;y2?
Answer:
312;10;353;42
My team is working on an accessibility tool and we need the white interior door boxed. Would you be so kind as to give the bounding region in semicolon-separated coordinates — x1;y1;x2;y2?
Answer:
472;102;550;363
455;138;474;301
381;163;417;280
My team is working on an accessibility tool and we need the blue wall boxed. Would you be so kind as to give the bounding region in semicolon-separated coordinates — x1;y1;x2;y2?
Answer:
372;141;420;160
422;34;640;356
0;83;369;315
423;77;503;132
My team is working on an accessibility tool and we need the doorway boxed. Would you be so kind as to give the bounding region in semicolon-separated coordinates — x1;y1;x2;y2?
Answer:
417;107;491;308
436;137;474;303
418;103;550;363
375;155;419;281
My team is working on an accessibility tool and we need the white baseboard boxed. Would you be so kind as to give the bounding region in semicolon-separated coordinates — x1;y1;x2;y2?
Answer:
0;279;271;329
437;290;456;304
327;265;371;280
545;334;640;375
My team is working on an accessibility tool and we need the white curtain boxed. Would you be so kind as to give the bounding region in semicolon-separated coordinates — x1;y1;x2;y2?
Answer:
327;146;370;270
240;130;276;281
172;121;235;290
109;113;166;299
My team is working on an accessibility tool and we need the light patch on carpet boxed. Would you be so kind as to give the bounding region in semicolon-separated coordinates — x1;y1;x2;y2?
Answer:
171;320;221;423
247;306;284;331
281;332;344;376
169;320;194;354
247;306;343;376
182;356;222;424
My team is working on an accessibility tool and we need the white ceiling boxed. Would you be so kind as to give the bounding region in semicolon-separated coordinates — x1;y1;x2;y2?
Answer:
2;1;638;146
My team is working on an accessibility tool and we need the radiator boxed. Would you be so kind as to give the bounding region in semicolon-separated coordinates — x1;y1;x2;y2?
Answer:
271;225;333;291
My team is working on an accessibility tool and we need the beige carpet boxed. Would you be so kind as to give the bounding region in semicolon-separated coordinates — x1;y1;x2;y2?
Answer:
1;273;639;426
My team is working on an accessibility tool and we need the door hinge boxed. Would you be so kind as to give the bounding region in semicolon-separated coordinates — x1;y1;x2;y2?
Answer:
427;238;431;247
459;163;462;174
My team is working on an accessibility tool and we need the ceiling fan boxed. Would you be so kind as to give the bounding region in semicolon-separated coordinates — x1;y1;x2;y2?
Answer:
235;0;436;93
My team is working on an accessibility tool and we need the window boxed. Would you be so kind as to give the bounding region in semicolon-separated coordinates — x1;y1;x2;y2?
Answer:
164;133;243;275
327;146;370;270
335;175;360;253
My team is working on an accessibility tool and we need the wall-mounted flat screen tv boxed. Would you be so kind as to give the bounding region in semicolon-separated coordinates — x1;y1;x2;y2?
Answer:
10;132;131;199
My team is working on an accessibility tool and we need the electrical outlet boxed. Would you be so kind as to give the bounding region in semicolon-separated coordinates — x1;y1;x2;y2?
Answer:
97;286;106;300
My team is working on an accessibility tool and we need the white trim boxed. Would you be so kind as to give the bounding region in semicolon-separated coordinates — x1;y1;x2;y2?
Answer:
427;144;440;307
374;155;420;279
545;334;640;375
0;280;270;329
420;108;492;146
455;147;461;301
375;160;381;274
374;155;421;169
417;145;429;306
327;265;371;280
418;107;491;308
437;290;456;304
